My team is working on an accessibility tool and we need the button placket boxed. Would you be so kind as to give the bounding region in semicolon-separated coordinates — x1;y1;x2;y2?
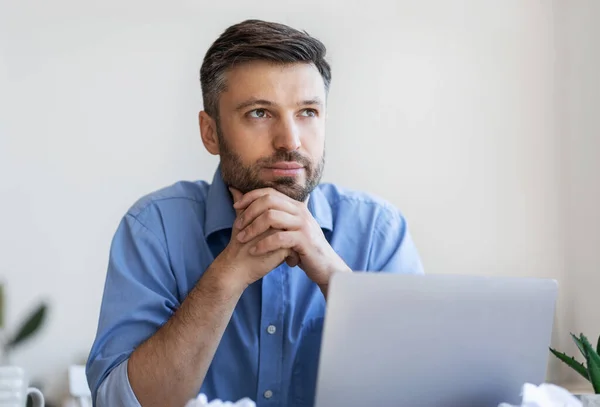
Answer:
256;266;285;403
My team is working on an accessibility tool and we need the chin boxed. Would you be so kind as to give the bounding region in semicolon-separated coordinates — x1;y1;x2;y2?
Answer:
272;183;310;202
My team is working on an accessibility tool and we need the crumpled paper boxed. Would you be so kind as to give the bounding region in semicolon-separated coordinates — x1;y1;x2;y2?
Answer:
184;384;585;407
498;383;582;407
184;394;256;407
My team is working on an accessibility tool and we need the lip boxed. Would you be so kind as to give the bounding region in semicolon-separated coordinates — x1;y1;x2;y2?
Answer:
265;162;304;170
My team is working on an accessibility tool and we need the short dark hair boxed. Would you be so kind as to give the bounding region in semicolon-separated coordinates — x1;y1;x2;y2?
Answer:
199;19;332;119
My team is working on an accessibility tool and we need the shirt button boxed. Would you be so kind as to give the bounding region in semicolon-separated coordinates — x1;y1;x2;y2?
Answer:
267;325;277;334
264;390;273;399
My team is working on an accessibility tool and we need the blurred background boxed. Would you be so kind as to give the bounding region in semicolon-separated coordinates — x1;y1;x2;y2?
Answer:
0;0;598;404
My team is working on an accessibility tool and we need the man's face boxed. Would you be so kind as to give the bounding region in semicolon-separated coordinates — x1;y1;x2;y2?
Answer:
214;61;326;202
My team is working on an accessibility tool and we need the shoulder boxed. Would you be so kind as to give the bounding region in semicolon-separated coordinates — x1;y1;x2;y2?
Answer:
316;182;405;227
126;180;210;220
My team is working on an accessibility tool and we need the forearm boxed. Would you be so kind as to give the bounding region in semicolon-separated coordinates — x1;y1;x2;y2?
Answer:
127;264;245;407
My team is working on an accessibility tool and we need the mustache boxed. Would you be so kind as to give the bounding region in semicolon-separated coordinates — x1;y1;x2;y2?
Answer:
257;150;312;167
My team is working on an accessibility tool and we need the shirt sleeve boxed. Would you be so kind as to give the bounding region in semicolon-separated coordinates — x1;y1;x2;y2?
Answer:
95;359;141;407
367;206;425;274
86;208;180;406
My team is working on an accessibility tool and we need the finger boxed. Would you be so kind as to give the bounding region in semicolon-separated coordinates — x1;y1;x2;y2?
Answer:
232;188;273;210
235;194;298;230
233;187;295;210
250;231;299;256
246;229;296;266
237;210;302;243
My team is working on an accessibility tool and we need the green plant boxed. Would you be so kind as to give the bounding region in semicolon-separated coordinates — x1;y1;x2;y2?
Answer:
550;333;600;393
0;283;48;363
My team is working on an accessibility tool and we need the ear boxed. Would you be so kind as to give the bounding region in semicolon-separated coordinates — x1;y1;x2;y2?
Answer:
199;111;220;155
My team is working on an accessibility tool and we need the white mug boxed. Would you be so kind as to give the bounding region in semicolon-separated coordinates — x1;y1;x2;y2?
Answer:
0;366;44;407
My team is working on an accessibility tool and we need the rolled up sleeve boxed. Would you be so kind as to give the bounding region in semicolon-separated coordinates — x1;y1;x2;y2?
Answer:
95;359;141;407
86;209;179;406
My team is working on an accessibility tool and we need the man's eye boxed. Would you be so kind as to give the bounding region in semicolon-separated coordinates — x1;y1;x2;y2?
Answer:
248;109;267;118
300;109;317;117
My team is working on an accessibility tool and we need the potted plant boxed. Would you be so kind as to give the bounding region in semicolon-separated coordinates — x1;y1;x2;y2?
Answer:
550;333;600;406
0;282;48;365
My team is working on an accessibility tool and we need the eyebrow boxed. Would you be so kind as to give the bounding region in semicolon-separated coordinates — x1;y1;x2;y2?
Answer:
298;98;324;107
234;97;324;112
234;98;274;112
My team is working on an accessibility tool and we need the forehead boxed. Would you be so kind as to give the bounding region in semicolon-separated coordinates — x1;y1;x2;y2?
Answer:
219;61;327;109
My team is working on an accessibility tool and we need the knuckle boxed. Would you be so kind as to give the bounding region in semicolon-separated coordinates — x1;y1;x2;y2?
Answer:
246;212;257;224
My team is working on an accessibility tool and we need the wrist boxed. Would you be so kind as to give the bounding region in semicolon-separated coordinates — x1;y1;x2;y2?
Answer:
203;260;249;297
317;257;351;294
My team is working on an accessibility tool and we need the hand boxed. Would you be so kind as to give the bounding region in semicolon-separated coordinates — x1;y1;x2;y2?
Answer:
211;188;300;290
232;187;351;293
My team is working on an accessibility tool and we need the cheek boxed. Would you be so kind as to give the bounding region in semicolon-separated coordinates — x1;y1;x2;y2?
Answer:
231;142;274;168
222;122;274;163
299;124;325;156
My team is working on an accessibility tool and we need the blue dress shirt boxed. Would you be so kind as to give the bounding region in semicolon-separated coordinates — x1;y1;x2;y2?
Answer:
86;166;424;407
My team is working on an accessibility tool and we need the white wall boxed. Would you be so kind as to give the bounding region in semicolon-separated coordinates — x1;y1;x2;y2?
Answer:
0;0;592;402
554;0;600;392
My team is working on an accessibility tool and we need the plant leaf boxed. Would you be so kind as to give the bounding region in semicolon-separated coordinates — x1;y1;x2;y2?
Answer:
549;347;589;381
596;334;600;356
572;333;588;359
580;334;600;393
6;303;47;349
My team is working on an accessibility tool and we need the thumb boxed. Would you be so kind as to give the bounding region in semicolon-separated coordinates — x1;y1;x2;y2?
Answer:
285;251;301;268
229;187;244;215
229;187;243;203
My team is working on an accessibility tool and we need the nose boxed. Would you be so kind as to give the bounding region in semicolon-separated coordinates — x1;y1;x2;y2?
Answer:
273;115;301;152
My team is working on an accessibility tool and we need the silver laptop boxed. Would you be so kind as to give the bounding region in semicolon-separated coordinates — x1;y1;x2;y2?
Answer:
314;273;558;407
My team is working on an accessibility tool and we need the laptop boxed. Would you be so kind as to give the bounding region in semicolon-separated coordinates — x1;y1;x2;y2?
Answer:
313;273;558;407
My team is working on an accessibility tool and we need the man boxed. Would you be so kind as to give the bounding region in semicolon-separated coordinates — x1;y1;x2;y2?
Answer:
86;19;424;407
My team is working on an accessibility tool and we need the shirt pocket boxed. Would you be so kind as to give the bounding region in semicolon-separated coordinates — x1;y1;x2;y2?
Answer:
290;316;325;407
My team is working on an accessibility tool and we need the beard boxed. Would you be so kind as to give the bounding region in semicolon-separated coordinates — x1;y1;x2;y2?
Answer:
216;126;324;202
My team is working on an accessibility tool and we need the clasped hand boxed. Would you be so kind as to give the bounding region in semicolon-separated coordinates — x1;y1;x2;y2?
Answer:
214;187;350;295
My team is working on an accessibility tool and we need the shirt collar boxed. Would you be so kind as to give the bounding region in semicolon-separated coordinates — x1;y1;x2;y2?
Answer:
204;164;333;239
